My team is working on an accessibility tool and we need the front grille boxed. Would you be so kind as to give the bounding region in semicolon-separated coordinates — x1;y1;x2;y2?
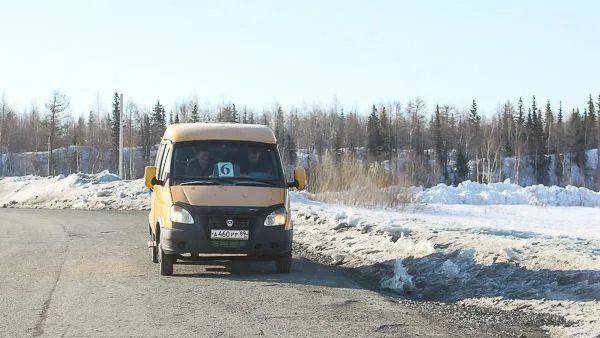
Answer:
211;240;247;248
209;218;250;229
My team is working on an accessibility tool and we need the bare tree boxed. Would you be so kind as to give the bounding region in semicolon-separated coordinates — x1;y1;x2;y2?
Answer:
44;90;70;175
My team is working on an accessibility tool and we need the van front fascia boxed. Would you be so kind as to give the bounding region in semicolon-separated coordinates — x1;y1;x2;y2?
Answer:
161;203;292;256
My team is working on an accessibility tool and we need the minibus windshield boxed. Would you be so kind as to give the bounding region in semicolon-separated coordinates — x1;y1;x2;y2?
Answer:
170;140;285;186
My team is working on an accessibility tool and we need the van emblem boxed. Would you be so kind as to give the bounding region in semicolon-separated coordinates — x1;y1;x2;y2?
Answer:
226;219;234;227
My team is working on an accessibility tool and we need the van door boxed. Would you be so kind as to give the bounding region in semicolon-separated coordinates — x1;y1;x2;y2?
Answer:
149;143;163;232
154;142;173;231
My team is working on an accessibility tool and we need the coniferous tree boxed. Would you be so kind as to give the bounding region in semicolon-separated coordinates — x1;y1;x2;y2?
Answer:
516;97;525;126
150;100;166;144
567;108;586;185
434;104;449;184
367;105;381;159
379;107;391;160
468;99;481;127
501;101;515;157
597;94;600;145
554;101;565;185
455;148;469;184
532;105;548;185
190;102;199;123
109;92;121;173
544;101;554;154
526;107;533;159
585;94;597;149
274;106;286;145
232;103;238;123
140;112;152;163
596;94;600;189
468;99;481;181
260;113;268;126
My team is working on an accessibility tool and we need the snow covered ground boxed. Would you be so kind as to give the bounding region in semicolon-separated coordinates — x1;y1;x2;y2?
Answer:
419;180;600;207
291;194;600;338
0;173;598;337
0;171;149;210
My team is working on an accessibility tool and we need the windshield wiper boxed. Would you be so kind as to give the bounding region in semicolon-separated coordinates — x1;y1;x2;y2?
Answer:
179;177;279;187
179;179;222;186
226;176;281;187
229;180;275;187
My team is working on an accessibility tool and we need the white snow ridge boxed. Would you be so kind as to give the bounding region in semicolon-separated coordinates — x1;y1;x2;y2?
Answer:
0;171;150;210
418;180;600;207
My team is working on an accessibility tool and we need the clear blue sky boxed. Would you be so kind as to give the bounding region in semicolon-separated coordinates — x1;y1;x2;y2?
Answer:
1;0;599;117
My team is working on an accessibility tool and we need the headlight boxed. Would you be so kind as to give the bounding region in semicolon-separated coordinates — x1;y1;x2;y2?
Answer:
170;205;194;224
264;208;287;227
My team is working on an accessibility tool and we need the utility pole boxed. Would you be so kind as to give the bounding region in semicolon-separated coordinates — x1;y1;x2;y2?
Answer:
129;103;133;179
47;137;51;176
118;93;124;178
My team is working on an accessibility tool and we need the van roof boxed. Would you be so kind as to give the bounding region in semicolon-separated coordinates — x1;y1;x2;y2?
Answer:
162;123;277;144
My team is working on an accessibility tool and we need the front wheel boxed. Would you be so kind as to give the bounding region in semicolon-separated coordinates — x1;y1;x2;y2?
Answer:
150;232;158;264
159;245;174;276
275;252;292;274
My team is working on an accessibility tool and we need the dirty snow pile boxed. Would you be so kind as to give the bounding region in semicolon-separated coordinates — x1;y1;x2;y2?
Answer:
0;171;149;210
291;193;600;338
417;180;600;207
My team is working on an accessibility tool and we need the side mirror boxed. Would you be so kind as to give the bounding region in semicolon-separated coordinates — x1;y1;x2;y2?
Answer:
144;166;157;189
288;167;306;190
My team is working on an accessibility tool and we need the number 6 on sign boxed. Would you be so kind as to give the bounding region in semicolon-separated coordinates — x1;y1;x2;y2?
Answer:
216;162;234;177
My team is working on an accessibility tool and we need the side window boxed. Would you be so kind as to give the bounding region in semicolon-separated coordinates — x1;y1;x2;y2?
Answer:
155;143;165;168
159;145;172;181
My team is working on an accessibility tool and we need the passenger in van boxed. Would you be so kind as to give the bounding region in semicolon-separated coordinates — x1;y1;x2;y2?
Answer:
185;148;213;177
242;145;272;176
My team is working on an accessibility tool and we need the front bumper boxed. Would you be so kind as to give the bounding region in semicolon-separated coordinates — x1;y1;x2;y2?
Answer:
160;204;292;257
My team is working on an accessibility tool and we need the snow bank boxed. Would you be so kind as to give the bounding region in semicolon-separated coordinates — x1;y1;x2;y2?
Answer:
418;180;600;207
0;171;150;210
291;194;600;338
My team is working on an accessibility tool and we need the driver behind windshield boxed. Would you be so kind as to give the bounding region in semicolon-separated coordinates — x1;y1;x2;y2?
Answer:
242;145;272;176
185;148;213;177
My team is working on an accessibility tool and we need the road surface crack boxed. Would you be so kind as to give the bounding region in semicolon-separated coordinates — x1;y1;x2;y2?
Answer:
29;237;69;337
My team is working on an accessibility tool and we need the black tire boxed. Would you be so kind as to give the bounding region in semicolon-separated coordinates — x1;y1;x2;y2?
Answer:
276;253;292;274
159;244;174;276
150;231;158;264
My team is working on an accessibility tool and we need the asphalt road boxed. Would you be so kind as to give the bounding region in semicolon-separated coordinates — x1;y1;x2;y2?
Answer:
0;209;550;338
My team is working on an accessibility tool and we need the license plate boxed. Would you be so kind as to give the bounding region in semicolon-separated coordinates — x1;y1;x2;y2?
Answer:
210;229;249;240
